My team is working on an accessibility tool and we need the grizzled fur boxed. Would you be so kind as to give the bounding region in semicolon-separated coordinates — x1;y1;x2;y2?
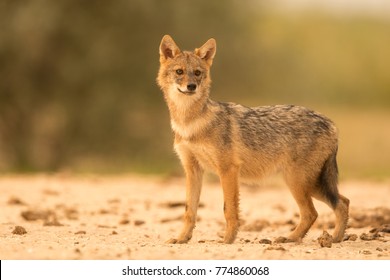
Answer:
157;35;349;244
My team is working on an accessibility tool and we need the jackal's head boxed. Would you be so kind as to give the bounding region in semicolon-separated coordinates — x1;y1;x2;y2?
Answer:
157;35;216;105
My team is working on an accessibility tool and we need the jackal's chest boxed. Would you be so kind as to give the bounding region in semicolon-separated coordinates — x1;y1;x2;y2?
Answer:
174;140;221;172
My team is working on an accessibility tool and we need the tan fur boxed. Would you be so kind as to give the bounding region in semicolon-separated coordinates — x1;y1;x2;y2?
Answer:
157;35;349;244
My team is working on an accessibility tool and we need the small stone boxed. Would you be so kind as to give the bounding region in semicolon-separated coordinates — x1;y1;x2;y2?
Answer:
318;231;333;248
134;220;145;226
21;210;52;221
8;197;26;205
274;236;294;243
360;232;379;241
265;245;286;251
43;217;63;226
12;226;27;235
119;219;130;225
359;250;372;255
343;234;358;241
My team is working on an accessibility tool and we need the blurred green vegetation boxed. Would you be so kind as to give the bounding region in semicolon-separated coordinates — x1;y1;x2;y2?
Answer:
0;1;389;179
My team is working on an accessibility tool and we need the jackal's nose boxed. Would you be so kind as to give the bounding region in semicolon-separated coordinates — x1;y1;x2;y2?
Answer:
187;84;197;92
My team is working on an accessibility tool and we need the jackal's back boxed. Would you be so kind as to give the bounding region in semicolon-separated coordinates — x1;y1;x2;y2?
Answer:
193;102;339;180
229;103;337;154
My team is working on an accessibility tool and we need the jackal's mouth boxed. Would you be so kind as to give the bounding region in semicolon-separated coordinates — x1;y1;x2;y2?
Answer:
177;88;196;96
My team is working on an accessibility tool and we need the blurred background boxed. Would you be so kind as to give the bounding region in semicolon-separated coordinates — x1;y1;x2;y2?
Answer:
1;0;389;179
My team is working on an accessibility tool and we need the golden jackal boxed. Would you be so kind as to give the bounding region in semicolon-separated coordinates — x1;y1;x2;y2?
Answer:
157;35;349;244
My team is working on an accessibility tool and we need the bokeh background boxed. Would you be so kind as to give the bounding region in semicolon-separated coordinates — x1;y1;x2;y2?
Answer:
1;0;389;179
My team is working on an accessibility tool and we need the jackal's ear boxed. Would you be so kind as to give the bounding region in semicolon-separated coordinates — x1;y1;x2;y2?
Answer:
195;38;216;66
159;35;181;62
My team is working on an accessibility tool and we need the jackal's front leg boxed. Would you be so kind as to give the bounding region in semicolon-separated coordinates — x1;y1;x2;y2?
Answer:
220;165;240;244
166;158;203;244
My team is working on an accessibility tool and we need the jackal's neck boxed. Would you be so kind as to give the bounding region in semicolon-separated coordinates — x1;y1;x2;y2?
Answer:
163;88;212;138
165;91;210;122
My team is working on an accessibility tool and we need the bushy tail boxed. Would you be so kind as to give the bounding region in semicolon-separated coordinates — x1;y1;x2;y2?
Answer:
318;148;339;209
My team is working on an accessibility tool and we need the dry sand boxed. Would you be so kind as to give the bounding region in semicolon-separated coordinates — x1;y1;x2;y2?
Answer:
1;174;389;260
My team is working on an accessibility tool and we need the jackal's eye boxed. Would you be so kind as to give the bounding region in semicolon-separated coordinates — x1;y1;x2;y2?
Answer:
175;69;184;75
194;70;201;76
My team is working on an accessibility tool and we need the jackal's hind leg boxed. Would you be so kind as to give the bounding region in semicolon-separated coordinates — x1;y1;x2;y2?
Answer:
287;188;318;241
332;194;349;242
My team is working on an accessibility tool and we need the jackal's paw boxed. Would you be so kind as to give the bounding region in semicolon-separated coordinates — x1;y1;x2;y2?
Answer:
223;238;235;244
223;233;237;244
165;238;189;244
332;234;345;243
274;236;296;243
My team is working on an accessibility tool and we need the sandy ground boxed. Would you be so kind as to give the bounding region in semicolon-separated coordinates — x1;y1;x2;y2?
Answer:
0;174;389;260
